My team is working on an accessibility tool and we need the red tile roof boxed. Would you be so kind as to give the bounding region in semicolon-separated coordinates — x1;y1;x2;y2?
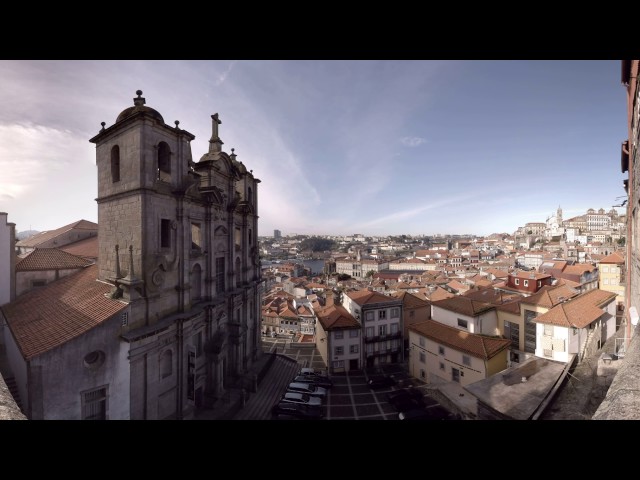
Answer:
533;289;617;328
431;296;495;317
1;264;127;360
16;220;97;247
520;284;579;309
393;291;430;309
409;320;511;360
16;248;94;271
598;252;625;264
60;236;99;259
426;286;455;302
315;304;360;331
346;289;400;306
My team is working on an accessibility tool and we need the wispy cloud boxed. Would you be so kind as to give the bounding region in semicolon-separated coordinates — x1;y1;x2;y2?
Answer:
400;136;427;147
215;61;237;86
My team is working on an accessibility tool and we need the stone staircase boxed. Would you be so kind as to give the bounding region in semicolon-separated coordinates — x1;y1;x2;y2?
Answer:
234;355;301;420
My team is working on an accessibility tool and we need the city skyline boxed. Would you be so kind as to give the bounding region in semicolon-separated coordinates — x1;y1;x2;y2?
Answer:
0;60;627;236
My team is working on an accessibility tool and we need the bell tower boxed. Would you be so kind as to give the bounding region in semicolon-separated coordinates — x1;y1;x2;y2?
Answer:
89;90;196;329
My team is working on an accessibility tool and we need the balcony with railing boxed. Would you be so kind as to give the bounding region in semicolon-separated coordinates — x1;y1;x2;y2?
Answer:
363;331;402;343
366;346;402;357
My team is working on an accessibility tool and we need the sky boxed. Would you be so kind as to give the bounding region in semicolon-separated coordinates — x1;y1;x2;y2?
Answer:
0;60;629;237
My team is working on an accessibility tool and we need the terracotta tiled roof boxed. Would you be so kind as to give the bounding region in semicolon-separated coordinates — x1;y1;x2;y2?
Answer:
562;264;596;276
394;291;430;309
446;280;468;291
60;236;99;259
316;304;360;331
533;289;617;328
16;248;94;271
427;286;455;302
599;252;625;264
520;284;578;308
409;320;511;360
346;289;399;306
1;264;127;360
462;287;521;305
495;298;522;315
431;296;494;317
16;219;97;247
510;271;552;280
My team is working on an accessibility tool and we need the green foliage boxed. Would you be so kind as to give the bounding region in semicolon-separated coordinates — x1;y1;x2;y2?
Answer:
300;237;337;252
617;237;626;246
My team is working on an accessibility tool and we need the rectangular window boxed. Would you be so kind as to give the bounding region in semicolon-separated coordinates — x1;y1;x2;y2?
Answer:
438;345;445;356
391;307;400;318
215;257;225;294
349;330;359;338
452;368;460;383
419;352;426;363
378;310;387;320
524;309;537;354
462;355;471;366
544;324;553;337
515;279;520;286
191;223;202;250
334;331;344;340
365;311;374;322
457;318;468;329
439;362;445;371
365;326;374;337
524;280;529;287
82;386;108;420
390;323;399;334
419;337;425;347
602;266;609;273
335;346;344;356
420;369;426;379
378;325;387;336
333;360;344;369
504;320;520;350
161;219;171;248
350;344;359;354
604;278;610;285
366;344;374;354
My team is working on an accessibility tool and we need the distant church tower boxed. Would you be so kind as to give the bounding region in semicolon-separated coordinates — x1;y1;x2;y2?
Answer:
89;91;262;419
557;205;563;224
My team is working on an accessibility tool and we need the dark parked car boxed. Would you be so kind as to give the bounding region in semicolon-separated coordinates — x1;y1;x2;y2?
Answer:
367;375;396;390
399;405;458;420
293;375;333;389
298;368;327;377
271;402;324;420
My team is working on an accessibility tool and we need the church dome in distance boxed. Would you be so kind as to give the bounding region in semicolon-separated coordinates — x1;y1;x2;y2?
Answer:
116;90;165;124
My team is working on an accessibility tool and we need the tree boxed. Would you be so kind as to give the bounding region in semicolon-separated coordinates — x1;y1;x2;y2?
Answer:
618;237;626;246
365;270;375;278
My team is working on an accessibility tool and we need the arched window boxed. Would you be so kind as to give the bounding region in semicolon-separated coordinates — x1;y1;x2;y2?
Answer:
111;145;120;183
158;142;171;182
160;350;172;379
235;257;242;287
191;264;202;301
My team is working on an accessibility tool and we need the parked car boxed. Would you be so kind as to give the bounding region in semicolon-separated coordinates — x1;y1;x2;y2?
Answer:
286;382;328;398
281;391;323;407
271;402;324;420
293;375;333;389
298;367;327;377
399;405;458;420
367;375;396;390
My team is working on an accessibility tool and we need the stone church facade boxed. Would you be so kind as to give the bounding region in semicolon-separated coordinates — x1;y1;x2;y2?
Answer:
90;91;262;419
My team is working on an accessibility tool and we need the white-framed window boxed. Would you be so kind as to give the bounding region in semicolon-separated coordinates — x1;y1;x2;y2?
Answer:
604;278;610;285
390;323;399;334
335;346;344;356
333;360;344;369
515;279;520;286
349;330;359;338
462;355;471;366
524;280;529;287
335;330;344;339
602;266;609;273
365;311;374;322
419;352;426;363
391;307;400;318
419;337;425;347
350;344;359;354
457;318;468;329
81;385;108;420
544;324;553;337
378;310;387;320
438;345;445;356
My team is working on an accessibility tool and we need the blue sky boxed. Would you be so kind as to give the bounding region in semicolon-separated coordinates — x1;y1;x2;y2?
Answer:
0;60;628;237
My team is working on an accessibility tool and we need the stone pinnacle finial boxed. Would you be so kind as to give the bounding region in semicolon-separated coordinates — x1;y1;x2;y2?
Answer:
128;245;135;278
115;244;122;278
100;122;106;132
133;90;145;106
174;120;180;129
